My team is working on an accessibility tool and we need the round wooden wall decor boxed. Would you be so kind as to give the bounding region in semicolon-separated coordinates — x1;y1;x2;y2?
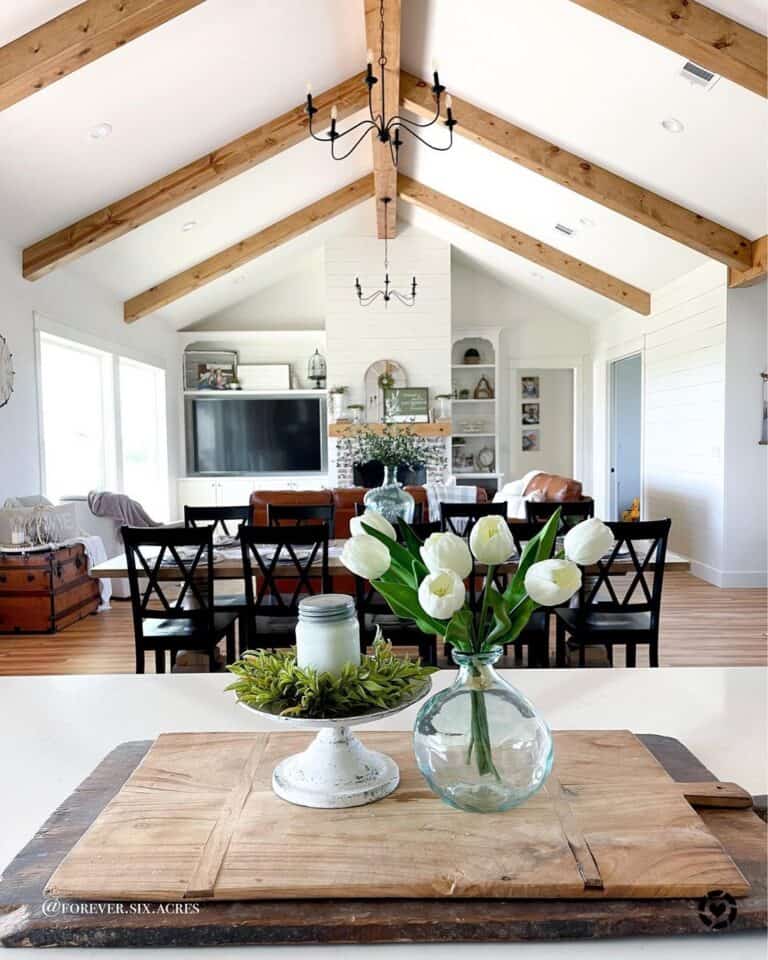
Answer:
0;334;15;408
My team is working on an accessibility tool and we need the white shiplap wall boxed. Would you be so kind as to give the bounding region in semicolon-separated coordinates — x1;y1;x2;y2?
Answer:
592;261;729;584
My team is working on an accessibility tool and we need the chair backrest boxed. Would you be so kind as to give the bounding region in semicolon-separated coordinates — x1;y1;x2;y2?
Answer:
526;499;595;529
267;503;336;530
354;501;424;524
239;524;330;616
122;525;215;630
508;521;557;559
580;519;671;624
440;501;507;537
184;505;250;539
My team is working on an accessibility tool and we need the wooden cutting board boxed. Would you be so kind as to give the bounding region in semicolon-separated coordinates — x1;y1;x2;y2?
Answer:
45;730;750;902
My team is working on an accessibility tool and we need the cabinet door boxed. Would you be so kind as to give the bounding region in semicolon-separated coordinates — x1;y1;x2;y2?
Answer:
178;478;219;508
216;478;255;508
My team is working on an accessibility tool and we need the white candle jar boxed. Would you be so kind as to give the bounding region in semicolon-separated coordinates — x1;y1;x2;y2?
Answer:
295;595;361;675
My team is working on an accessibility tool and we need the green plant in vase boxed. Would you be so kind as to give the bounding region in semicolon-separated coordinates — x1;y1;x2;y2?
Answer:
341;510;615;812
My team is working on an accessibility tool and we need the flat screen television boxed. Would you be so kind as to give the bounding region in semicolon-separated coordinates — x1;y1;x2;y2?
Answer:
186;395;326;475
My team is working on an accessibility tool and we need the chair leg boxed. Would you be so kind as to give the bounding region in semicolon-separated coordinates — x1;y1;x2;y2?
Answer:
170;648;179;671
154;649;165;674
225;626;235;666
649;638;659;668
626;644;637;668
578;644;586;668
538;635;550;669
514;641;524;666
208;649;217;672
135;645;145;674
605;644;614;667
555;621;567;668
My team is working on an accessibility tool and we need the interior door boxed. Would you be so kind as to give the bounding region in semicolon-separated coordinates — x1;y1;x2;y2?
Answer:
610;354;642;521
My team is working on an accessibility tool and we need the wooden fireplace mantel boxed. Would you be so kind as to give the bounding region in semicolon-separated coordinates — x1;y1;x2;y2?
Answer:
329;422;451;438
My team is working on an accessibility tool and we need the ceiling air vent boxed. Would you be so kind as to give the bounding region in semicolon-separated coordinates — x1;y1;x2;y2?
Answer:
680;61;720;90
554;223;575;238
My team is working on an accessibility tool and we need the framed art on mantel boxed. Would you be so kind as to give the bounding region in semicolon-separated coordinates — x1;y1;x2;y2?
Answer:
383;387;429;423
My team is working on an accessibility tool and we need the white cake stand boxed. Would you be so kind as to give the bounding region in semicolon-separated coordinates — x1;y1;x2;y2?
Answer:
238;679;431;809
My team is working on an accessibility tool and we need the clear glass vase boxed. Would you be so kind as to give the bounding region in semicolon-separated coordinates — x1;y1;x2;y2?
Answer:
363;465;415;524
413;647;553;813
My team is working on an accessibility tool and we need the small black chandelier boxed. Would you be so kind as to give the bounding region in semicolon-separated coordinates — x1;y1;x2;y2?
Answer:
305;2;456;166
355;198;416;308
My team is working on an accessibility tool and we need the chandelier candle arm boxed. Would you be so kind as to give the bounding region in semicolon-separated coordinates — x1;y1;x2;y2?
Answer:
355;198;417;308
305;1;455;167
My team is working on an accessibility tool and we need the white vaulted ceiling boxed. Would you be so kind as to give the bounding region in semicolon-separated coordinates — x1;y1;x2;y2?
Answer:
0;0;765;326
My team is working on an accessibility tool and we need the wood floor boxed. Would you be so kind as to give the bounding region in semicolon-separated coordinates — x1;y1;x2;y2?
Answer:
0;573;765;675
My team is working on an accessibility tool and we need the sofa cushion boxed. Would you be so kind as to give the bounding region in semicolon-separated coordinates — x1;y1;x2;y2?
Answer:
249;490;333;527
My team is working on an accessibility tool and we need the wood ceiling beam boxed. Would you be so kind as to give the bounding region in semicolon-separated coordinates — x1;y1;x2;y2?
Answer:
400;71;752;271
23;73;368;280
728;235;767;287
123;174;374;322
364;0;400;238
0;0;206;113
569;0;767;99
398;175;651;314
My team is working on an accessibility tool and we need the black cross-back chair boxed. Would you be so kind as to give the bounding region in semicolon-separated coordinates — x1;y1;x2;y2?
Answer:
122;525;238;674
354;501;424;524
268;503;336;530
555;518;672;668
239;524;330;653
506;521;558;668
183;504;251;643
353;520;441;666
526;499;595;531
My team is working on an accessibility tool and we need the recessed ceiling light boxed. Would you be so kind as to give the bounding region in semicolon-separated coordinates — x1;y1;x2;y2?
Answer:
181;221;197;232
661;117;684;133
88;122;113;140
579;216;596;228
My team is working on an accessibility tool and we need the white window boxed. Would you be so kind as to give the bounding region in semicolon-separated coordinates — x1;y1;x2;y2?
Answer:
37;329;169;521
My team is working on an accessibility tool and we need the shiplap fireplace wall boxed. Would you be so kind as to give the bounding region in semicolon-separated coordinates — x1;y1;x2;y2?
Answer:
324;226;452;485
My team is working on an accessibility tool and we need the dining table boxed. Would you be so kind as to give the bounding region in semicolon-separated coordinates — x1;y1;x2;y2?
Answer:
89;539;691;581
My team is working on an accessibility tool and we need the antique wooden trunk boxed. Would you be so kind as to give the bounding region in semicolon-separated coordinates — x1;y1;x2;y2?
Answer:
0;544;100;634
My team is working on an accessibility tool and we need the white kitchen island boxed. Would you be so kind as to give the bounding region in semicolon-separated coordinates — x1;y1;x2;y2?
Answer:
1;667;766;957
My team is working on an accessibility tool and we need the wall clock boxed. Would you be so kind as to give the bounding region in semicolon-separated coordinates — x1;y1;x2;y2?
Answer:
0;334;14;408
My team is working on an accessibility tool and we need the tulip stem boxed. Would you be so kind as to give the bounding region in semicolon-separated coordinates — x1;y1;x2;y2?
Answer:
476;565;495;652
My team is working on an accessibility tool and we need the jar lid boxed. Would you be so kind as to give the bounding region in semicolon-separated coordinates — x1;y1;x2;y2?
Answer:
298;594;356;622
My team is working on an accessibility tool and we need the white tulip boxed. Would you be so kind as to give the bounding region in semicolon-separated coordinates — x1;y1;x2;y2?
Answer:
524;559;582;607
469;514;515;565
417;569;466;620
420;532;473;579
564;518;614;566
350;509;396;541
341;534;391;580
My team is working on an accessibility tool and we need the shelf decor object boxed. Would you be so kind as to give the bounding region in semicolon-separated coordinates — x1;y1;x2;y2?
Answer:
184;349;238;391
305;1;455;166
383;386;429;422
452;330;503;494
307;349;327;389
0;333;14;409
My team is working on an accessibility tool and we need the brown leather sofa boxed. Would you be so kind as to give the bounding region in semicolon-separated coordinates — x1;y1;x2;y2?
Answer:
249;486;487;538
522;473;587;503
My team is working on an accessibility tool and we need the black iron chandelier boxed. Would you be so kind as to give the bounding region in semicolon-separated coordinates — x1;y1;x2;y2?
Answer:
355;198;416;307
305;2;456;165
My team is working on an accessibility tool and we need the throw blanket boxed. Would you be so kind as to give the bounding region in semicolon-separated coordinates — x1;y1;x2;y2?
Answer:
426;482;477;533
493;470;543;520
88;490;158;528
72;535;112;610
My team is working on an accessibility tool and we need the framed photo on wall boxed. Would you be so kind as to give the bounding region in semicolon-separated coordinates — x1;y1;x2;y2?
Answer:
522;429;540;452
522;402;540;425
521;375;540;399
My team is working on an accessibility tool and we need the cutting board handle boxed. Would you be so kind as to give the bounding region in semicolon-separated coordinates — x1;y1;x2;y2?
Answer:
681;782;753;809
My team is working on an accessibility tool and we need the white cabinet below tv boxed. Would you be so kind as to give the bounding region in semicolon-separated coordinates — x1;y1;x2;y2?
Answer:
177;476;329;509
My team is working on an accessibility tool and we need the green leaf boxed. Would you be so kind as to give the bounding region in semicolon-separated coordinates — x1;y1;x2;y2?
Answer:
361;521;428;586
504;597;539;644
503;508;561;606
372;579;448;636
485;585;512;645
444;608;474;652
398;517;426;561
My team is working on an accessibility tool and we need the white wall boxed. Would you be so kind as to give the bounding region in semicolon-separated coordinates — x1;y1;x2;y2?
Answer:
723;282;768;586
0;238;180;511
451;261;590;488
592;260;732;584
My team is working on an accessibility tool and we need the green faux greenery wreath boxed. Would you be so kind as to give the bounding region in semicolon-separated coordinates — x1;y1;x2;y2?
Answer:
226;633;436;719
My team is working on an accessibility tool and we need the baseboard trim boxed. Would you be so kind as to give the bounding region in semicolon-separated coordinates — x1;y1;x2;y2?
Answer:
689;561;767;588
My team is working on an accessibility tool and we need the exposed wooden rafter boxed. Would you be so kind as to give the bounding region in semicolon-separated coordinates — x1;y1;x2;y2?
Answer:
398;175;651;314
364;0;400;238
728;235;767;287
0;0;206;113
123;175;374;322
569;0;767;99
23;73;369;280
400;71;753;271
